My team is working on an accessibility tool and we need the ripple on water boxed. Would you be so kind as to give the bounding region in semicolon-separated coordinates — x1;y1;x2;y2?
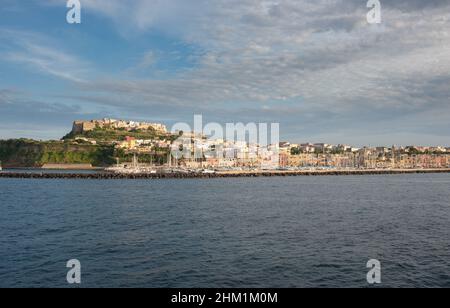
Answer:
1;174;450;287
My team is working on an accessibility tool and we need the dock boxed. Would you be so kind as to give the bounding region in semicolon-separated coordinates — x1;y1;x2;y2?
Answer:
1;169;450;180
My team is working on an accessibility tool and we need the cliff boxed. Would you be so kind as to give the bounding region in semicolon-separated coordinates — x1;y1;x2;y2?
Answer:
0;139;115;168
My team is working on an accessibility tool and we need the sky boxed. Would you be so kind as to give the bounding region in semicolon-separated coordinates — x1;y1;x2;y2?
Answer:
0;0;449;146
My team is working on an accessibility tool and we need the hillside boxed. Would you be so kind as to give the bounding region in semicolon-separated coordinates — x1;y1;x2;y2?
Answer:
0;119;176;168
63;127;171;143
63;119;173;143
0;139;115;168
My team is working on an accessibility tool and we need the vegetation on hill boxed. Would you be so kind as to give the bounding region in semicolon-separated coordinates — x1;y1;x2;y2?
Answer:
63;127;173;143
0;124;176;167
0;139;115;167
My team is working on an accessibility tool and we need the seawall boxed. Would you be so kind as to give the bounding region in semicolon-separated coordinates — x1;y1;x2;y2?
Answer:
1;169;450;180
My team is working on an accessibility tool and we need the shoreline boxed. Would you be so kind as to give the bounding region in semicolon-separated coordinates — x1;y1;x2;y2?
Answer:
0;167;105;171
1;168;450;180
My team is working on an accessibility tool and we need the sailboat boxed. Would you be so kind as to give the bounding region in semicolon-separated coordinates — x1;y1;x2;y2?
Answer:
0;161;3;172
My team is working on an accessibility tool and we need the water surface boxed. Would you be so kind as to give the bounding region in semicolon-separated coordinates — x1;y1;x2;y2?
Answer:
1;174;450;287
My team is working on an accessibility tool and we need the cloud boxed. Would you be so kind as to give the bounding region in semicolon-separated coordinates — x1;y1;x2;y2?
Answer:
0;29;90;82
0;88;105;139
0;89;17;105
11;0;450;144
47;1;448;106
138;51;157;69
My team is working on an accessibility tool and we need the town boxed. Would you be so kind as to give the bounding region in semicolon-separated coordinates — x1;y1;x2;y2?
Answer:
65;119;450;174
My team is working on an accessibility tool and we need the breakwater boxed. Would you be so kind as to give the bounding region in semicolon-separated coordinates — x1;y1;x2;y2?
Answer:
1;169;450;180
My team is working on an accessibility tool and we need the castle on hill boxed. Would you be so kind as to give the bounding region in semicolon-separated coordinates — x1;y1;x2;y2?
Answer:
72;118;167;134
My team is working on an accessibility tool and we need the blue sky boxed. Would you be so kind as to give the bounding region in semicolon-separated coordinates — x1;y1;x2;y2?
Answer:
1;0;450;146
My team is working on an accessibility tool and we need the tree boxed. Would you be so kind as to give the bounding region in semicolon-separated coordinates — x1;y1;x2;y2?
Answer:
291;147;301;155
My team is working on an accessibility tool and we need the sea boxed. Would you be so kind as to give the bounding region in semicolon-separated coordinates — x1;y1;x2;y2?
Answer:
1;173;450;288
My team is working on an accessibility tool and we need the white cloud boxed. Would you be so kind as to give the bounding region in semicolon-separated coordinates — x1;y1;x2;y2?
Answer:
0;29;90;82
46;0;449;110
15;0;450;144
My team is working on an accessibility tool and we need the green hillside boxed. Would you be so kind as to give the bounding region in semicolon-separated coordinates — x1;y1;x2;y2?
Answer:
0;122;177;168
0;139;115;168
63;127;173;143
